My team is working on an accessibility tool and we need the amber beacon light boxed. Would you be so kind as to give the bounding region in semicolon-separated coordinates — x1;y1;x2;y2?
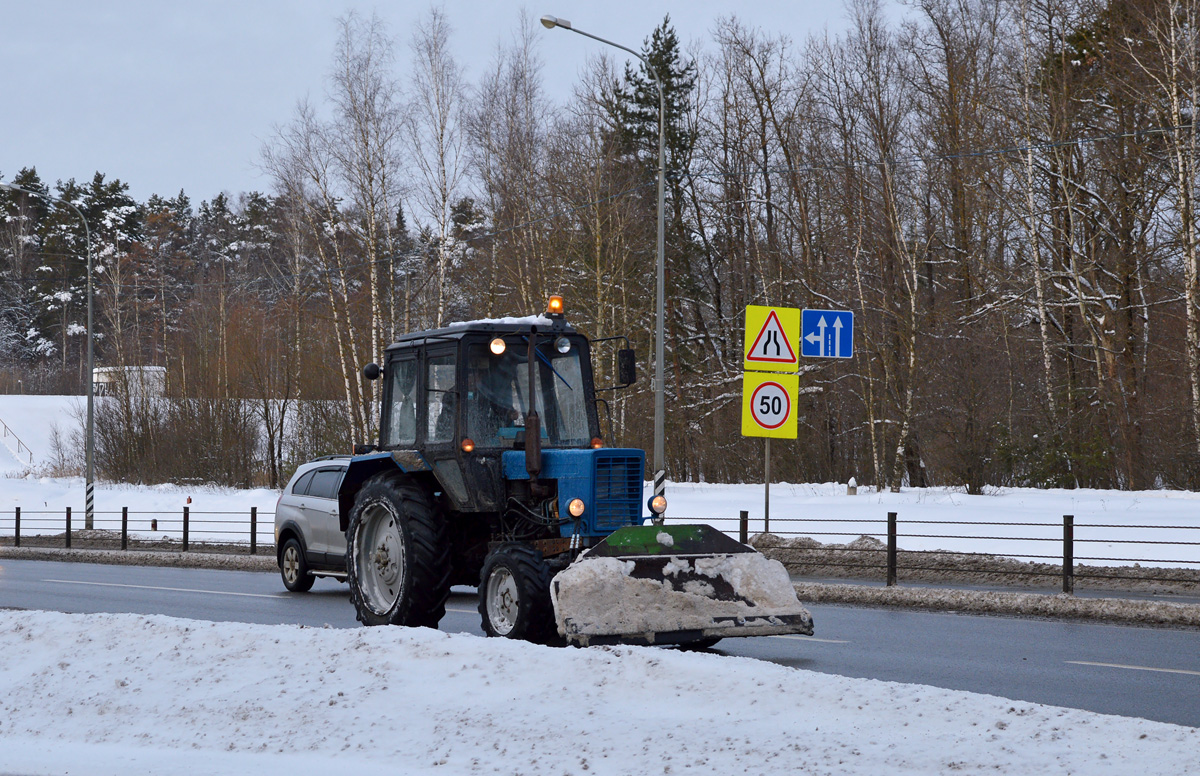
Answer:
547;295;565;316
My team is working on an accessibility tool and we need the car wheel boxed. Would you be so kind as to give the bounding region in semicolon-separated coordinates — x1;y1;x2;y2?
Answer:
347;475;451;627
478;543;556;643
280;537;315;592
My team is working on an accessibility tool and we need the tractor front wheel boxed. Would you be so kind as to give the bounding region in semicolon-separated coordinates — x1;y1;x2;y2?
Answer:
347;476;451;628
478;543;556;644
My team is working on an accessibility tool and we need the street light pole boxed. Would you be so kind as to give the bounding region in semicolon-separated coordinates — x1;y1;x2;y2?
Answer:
540;14;668;509
1;182;95;528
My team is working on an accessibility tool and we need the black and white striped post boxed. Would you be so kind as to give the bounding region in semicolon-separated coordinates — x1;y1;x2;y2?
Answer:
652;469;666;524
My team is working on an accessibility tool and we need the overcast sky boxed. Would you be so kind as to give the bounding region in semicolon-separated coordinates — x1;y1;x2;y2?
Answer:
1;1;878;205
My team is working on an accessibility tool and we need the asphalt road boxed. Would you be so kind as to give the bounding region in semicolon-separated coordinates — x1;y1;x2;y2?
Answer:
2;558;1198;727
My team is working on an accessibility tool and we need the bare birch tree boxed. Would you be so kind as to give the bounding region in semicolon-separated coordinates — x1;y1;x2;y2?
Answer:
409;8;467;327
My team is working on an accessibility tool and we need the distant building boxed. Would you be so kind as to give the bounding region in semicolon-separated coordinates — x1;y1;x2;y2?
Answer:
92;366;167;397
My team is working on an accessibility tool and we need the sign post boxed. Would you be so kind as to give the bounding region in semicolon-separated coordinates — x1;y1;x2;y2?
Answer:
742;306;802;531
741;304;854;532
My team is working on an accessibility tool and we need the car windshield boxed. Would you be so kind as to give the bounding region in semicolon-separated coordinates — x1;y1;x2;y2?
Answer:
465;340;589;448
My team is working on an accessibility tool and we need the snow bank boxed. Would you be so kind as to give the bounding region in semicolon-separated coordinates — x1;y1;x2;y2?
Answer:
0;610;1196;775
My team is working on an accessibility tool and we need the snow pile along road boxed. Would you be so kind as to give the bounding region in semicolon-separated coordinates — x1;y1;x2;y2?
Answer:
0;611;1196;775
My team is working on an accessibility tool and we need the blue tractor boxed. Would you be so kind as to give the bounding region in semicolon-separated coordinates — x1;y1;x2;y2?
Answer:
339;298;813;646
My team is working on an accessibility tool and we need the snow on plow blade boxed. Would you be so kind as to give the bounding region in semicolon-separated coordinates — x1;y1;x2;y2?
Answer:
550;525;814;646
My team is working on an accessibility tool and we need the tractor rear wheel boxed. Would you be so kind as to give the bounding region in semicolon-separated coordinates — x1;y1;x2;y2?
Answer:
478;543;556;643
347;475;451;628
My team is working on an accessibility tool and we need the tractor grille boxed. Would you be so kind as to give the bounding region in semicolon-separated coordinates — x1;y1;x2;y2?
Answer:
593;453;643;530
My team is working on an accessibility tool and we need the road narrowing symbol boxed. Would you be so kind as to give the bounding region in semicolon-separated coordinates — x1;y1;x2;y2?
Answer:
741;372;798;439
743;305;799;372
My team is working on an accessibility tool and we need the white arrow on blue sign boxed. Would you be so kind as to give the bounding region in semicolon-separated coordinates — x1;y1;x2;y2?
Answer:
801;309;855;359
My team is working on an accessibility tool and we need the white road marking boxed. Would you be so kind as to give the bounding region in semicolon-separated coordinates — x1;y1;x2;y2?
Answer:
771;634;849;644
1066;660;1200;677
44;579;280;599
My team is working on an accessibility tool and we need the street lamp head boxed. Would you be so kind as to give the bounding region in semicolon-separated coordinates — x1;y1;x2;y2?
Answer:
540;14;570;30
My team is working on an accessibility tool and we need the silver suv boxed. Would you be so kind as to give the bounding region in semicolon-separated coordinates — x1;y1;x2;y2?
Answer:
275;456;351;591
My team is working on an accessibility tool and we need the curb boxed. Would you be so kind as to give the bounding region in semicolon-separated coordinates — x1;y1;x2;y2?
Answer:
795;581;1200;628
0;546;276;572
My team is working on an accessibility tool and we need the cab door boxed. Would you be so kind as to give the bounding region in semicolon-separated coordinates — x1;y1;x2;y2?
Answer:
423;345;472;509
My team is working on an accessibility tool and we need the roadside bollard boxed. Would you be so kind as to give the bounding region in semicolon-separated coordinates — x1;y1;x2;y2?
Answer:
739;510;748;545
1063;515;1075;595
250;507;258;555
183;506;189;552
886;512;897;586
14;506;19;548
121;507;128;550
65;506;71;549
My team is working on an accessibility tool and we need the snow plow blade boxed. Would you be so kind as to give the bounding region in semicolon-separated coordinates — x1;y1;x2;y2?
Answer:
550;525;814;647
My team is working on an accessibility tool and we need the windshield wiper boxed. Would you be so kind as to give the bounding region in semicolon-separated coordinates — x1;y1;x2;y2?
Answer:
524;338;573;390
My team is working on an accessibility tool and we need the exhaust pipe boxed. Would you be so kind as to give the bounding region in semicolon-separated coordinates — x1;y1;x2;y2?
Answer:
525;326;542;479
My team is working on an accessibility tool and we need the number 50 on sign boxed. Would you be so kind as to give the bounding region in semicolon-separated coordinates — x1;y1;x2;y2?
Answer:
741;372;798;439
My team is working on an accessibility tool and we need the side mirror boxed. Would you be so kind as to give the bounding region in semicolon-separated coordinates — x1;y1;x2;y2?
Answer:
617;349;636;387
363;363;381;381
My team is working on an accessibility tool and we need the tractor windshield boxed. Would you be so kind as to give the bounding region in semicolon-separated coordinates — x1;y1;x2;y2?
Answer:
465;340;590;448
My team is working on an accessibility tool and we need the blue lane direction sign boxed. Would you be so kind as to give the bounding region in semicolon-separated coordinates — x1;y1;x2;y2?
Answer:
801;309;854;359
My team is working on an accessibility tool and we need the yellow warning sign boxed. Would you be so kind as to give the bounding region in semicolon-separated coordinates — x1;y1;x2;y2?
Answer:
741;372;798;439
744;305;799;372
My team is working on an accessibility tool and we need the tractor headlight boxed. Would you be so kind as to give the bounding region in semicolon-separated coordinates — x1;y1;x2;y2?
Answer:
648;494;667;515
568;498;586;517
489;337;507;355
554;336;571;354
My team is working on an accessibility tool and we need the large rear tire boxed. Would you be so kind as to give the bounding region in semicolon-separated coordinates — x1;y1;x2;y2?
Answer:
347;475;451;628
478;543;556;644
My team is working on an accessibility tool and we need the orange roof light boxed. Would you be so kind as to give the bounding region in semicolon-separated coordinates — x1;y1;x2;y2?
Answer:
461;438;476;453
547;295;565;316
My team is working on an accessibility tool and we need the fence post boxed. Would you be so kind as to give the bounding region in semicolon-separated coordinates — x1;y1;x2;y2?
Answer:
14;506;19;547
1063;514;1074;595
183;506;189;552
250;507;258;555
739;510;748;545
65;506;71;549
121;507;128;550
886;512;898;586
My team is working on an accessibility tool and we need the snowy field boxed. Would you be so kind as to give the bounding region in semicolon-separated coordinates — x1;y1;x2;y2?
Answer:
1;395;1198;566
0;395;77;472
0;610;1196;775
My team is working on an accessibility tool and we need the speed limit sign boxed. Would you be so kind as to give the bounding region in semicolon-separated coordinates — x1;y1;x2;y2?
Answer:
741;372;798;439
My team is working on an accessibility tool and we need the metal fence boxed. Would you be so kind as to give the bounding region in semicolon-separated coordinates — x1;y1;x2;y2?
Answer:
0;507;274;555
736;511;1200;591
4;505;1199;591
